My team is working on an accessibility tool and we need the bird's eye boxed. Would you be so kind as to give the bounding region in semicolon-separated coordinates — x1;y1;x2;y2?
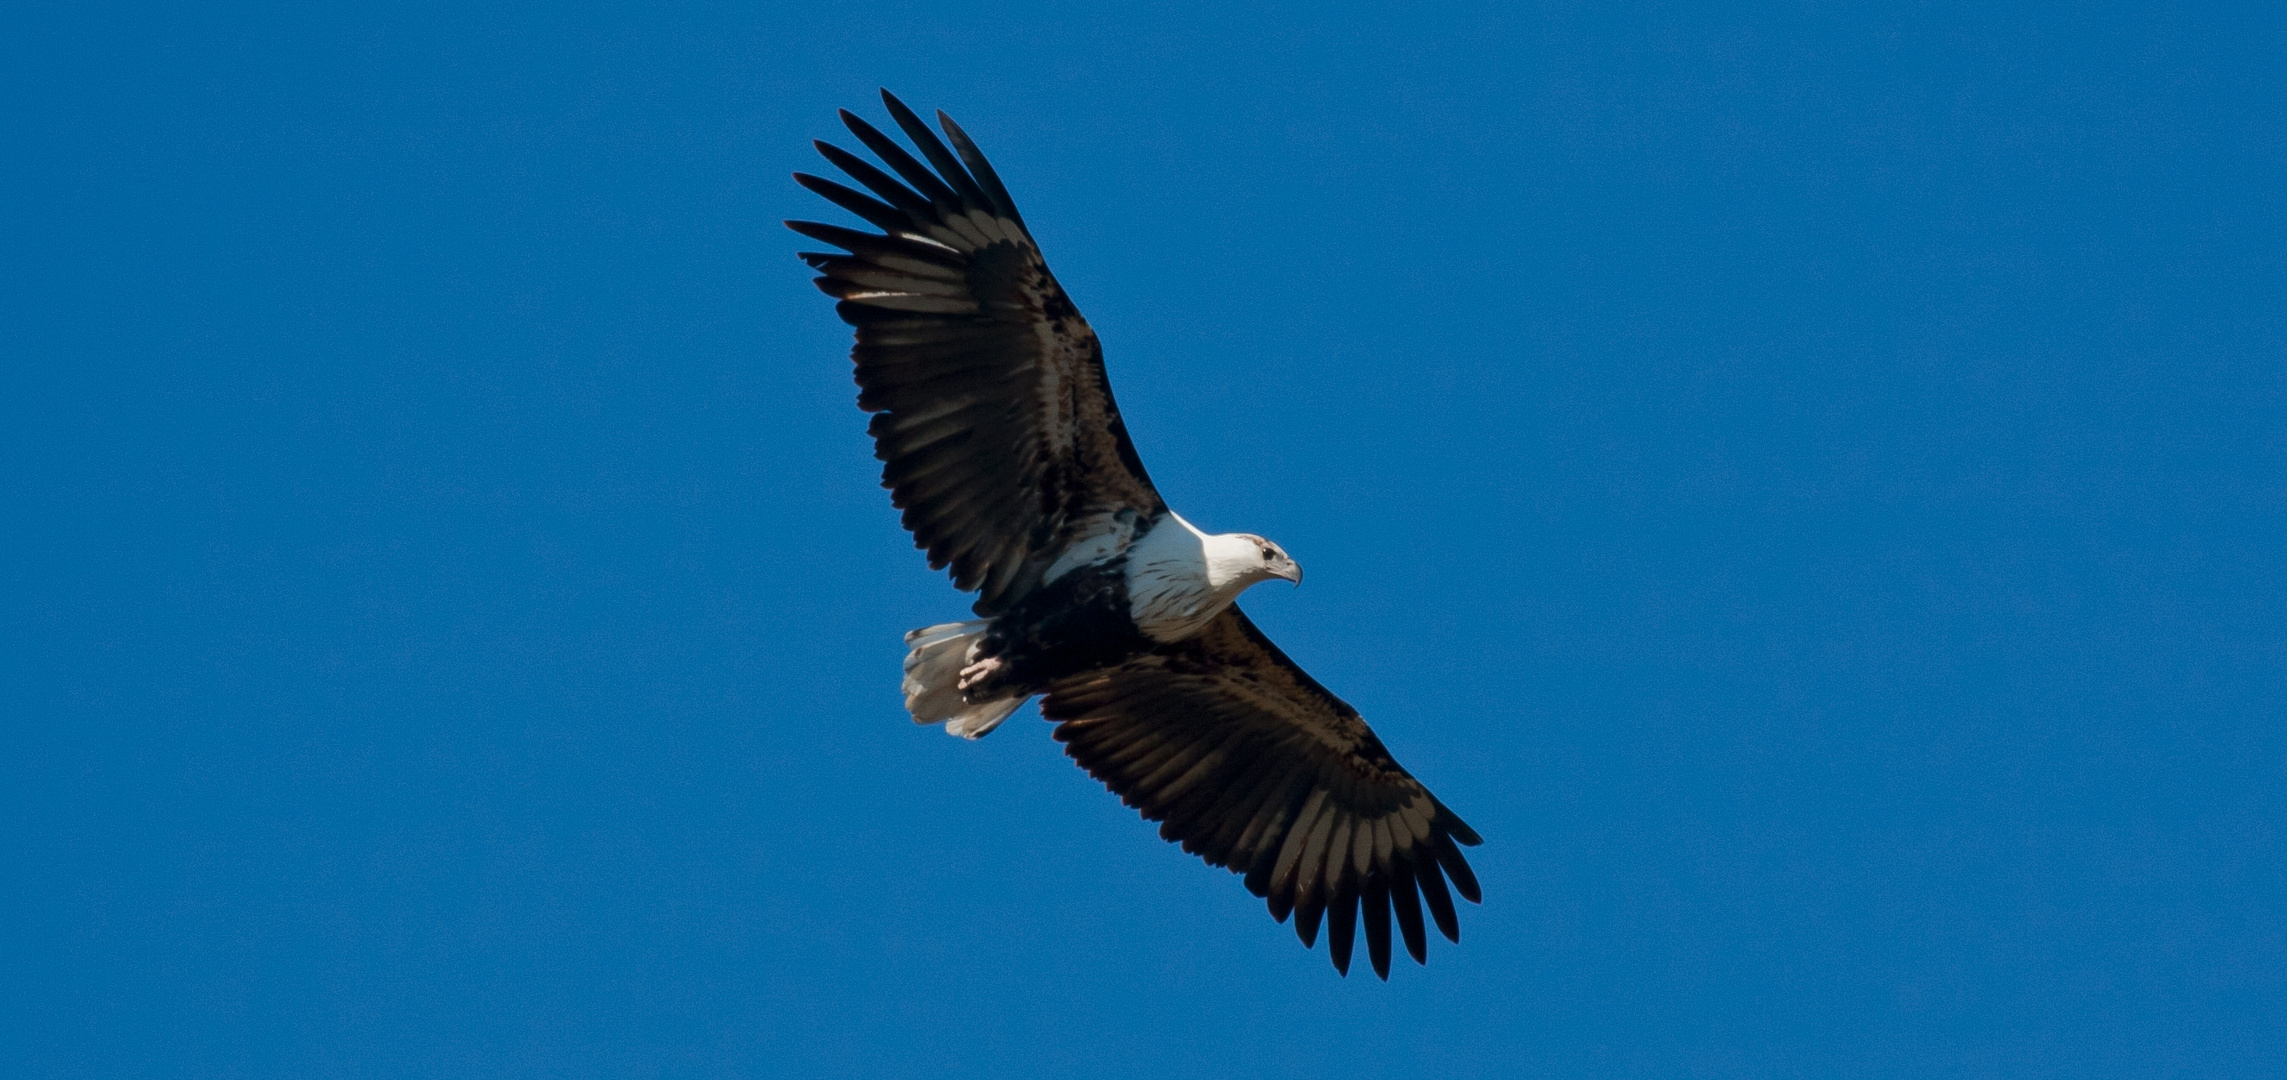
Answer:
1262;550;1273;561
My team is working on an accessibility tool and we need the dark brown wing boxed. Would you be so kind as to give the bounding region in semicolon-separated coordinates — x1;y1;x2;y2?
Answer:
789;91;1165;616
1041;607;1483;978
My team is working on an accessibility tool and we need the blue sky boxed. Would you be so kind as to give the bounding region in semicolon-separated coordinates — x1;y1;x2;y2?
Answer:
6;3;2283;1077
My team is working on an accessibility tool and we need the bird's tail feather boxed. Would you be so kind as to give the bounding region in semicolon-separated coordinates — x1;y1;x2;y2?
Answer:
901;620;1024;739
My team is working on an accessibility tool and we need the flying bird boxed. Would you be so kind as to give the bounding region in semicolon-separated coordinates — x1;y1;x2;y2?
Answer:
789;91;1481;978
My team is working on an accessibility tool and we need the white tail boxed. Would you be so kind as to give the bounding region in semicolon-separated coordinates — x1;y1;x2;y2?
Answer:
900;620;1024;739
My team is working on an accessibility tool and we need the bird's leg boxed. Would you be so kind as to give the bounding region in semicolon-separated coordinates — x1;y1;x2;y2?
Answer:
957;655;1003;692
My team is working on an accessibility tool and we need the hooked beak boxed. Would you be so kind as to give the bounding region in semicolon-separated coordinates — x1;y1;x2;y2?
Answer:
1276;562;1304;586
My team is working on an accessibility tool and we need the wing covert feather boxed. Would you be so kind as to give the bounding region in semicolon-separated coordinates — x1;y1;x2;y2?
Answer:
792;91;1163;615
1041;607;1482;978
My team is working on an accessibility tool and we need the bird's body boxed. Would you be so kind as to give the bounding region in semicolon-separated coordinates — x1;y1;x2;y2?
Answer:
902;511;1298;738
792;92;1481;977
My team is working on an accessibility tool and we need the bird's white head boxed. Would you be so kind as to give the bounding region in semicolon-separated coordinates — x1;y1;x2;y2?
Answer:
1202;531;1304;592
1127;513;1306;642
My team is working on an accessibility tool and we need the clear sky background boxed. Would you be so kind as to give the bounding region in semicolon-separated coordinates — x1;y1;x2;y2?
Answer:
6;3;2283;1077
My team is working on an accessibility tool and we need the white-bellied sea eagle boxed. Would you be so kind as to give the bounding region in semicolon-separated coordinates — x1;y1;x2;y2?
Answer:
789;91;1482;978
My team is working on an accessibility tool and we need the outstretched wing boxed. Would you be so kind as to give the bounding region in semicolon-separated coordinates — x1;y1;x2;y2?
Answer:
1040;607;1484;978
790;91;1165;616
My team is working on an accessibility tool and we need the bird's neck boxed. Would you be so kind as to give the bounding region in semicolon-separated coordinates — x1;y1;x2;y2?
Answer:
1124;513;1261;643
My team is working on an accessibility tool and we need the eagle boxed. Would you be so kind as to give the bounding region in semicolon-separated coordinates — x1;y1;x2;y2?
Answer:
790;92;1481;978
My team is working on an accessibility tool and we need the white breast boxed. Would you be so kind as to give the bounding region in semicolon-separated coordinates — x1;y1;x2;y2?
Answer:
1125;512;1256;642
